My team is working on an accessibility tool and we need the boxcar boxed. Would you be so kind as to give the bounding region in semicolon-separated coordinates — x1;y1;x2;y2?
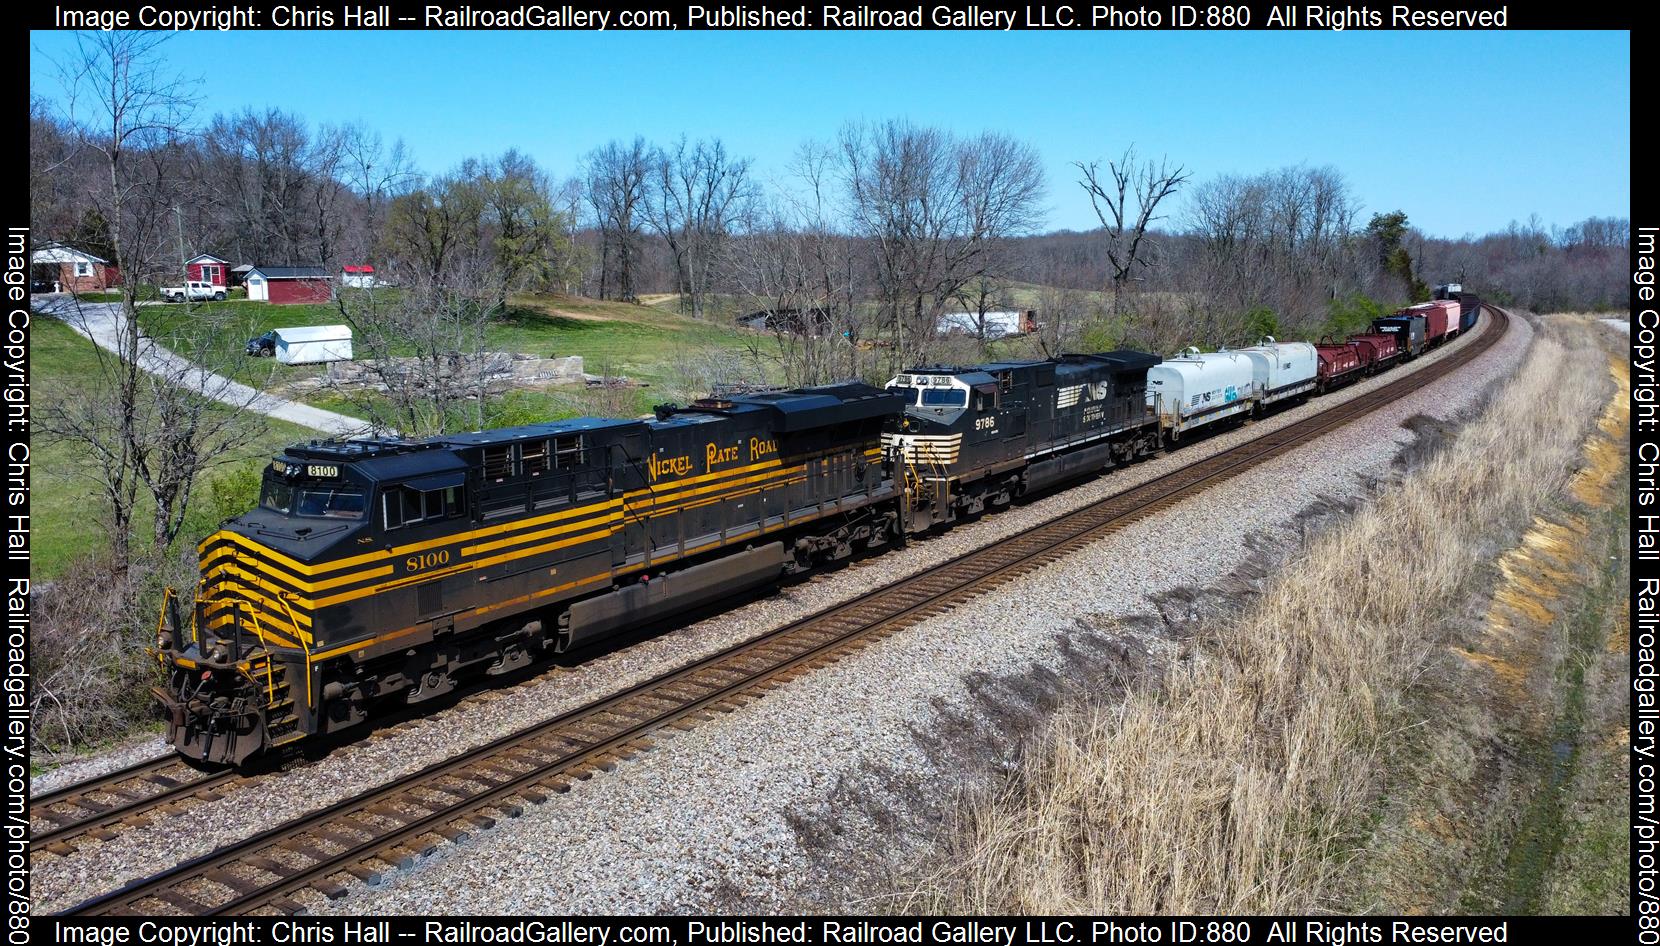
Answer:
1371;315;1427;358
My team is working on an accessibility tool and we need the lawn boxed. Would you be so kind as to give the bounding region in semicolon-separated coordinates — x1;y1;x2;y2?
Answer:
135;290;765;422
31;314;319;580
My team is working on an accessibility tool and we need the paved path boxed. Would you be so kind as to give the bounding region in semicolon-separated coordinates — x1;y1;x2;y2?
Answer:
35;296;375;437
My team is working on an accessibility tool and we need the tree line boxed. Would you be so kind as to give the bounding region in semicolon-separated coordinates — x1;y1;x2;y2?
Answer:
33;38;1628;382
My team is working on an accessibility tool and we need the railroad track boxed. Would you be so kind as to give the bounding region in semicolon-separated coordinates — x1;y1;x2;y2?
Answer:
30;756;237;853
58;307;1508;916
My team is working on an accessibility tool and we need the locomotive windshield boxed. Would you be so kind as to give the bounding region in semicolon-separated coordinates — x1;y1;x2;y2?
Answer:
919;388;967;408
259;479;367;520
886;374;972;415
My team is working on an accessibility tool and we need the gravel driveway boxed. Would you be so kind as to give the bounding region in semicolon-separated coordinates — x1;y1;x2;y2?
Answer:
34;295;372;436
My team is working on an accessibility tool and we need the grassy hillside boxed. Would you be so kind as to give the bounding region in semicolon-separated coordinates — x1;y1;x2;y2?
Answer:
137;291;763;419
31;315;318;579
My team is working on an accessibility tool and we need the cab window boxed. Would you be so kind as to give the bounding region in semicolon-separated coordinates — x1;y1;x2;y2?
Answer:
920;388;967;408
260;479;365;520
383;485;463;530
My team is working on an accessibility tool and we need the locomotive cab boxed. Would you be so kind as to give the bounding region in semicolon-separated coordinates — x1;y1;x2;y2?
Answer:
883;367;1022;474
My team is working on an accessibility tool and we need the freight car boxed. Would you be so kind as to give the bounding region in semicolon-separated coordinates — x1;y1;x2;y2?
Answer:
1314;337;1365;392
1371;313;1427;358
1147;348;1257;442
1399;300;1461;343
1235;337;1318;411
160;383;902;764
1455;292;1482;332
1345;332;1402;373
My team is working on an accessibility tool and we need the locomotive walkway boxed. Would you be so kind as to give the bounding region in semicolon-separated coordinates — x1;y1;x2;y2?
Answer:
35;296;373;437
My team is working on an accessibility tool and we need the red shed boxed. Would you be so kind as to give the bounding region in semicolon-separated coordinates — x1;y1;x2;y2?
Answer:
185;254;230;287
246;265;334;305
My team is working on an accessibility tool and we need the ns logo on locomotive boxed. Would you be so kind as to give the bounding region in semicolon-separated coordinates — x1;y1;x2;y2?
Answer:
154;292;1481;765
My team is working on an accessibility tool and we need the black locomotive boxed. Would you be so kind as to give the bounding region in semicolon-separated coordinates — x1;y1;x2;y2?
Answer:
161;382;900;764
882;351;1163;527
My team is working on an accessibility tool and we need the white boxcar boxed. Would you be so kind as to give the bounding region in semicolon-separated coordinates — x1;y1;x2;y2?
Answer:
1235;337;1318;405
273;325;353;365
1146;349;1257;439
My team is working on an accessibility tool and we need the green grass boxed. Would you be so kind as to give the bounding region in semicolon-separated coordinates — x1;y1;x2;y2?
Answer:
31;314;319;579
498;294;754;388
135;291;762;423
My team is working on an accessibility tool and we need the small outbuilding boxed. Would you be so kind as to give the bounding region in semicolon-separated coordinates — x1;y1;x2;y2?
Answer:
738;307;834;336
30;243;121;293
246;265;334;304
341;265;379;289
229;264;255;288
937;309;1037;339
185;254;231;288
271;325;353;365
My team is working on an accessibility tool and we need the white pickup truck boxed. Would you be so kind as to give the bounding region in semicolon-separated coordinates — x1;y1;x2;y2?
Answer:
161;280;226;303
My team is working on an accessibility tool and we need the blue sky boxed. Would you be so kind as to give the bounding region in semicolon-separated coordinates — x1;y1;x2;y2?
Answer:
29;29;1629;238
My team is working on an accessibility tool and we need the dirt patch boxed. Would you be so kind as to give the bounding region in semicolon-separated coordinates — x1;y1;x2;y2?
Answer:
544;308;615;323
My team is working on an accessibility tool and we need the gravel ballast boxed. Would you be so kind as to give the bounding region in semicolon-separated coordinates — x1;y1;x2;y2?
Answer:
31;314;1531;914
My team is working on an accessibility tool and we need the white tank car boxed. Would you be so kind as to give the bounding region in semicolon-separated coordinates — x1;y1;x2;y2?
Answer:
1235;336;1318;406
1146;348;1257;439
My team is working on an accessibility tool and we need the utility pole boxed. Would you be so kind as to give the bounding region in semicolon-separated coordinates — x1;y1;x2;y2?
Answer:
174;204;187;279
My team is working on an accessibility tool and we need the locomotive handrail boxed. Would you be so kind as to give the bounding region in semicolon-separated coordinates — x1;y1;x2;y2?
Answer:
235;600;279;704
154;587;177;652
271;591;316;711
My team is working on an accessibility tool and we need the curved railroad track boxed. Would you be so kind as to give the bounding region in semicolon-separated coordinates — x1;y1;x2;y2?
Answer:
57;305;1509;917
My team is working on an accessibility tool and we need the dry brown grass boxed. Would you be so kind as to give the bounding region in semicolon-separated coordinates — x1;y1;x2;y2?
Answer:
917;322;1611;914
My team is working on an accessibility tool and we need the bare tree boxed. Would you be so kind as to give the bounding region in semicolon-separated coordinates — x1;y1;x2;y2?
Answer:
839;120;1045;367
44;32;206;573
331;257;508;437
649;136;753;318
726;143;874;386
583;137;654;301
1186;165;1361;338
338;121;417;265
1075;146;1189;314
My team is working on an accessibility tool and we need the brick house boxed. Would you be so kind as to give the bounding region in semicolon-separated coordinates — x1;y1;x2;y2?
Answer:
30;244;121;293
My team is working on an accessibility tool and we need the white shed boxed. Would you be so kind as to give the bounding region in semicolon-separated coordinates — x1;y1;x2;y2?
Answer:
273;325;353;365
937;310;1036;338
